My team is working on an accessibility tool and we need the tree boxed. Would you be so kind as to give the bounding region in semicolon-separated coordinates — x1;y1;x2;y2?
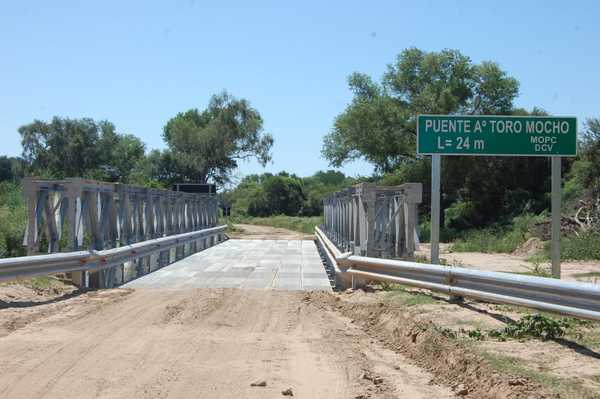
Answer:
18;117;145;182
262;174;305;216
162;91;274;185
0;157;24;182
97;128;146;182
323;48;560;227
20;117;105;178
566;118;600;200
322;48;519;174
224;170;357;217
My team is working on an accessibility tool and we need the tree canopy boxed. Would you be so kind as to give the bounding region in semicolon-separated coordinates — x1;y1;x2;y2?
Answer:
565;118;600;200
224;170;358;217
322;48;566;228
322;48;519;173
18;117;145;182
159;91;274;185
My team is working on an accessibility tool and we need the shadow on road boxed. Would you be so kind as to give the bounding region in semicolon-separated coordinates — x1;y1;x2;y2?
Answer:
0;289;87;310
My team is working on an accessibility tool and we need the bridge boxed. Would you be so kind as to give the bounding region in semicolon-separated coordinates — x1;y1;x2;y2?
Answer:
1;177;599;321
2;178;600;398
10;178;342;291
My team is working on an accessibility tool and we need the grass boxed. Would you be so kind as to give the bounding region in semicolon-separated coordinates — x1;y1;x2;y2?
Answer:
573;272;600;282
525;252;548;264
525;232;600;261
506;261;552;278
450;215;600;261
232;215;323;234
480;351;597;398
450;213;545;254
566;325;600;352
561;232;600;260
573;271;600;279
414;254;451;265
0;275;68;291
450;228;525;253
381;284;440;306
225;221;243;234
25;276;68;291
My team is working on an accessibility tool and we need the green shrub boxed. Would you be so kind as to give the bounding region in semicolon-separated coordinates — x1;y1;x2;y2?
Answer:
451;228;524;253
0;182;27;258
489;314;569;341
418;217;461;243
450;213;545;254
561;232;600;260
444;200;476;230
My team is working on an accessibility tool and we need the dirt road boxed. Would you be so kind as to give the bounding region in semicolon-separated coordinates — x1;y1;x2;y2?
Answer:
0;288;453;399
228;223;314;240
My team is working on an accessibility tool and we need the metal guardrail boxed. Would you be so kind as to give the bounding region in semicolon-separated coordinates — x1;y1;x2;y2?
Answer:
0;225;227;284
315;226;600;321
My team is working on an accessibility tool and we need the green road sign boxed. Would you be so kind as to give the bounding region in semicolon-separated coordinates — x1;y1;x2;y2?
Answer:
417;115;577;156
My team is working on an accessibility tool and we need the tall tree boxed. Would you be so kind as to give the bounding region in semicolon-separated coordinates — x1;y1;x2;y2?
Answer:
322;48;519;174
162;91;274;185
323;48;566;227
18;117;145;181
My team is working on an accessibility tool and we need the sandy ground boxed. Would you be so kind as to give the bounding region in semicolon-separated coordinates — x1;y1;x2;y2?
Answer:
417;243;600;282
1;224;598;398
228;223;314;240
339;287;600;398
0;288;455;399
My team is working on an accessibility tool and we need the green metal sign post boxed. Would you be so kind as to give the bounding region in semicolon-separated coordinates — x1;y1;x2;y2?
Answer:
417;115;577;278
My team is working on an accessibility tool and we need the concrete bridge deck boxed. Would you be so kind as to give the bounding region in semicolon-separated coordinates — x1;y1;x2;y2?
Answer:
124;239;332;291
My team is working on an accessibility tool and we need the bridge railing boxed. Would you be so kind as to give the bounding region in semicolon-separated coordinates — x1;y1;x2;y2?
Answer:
0;225;226;287
17;178;222;288
316;183;600;321
316;225;600;321
322;182;422;259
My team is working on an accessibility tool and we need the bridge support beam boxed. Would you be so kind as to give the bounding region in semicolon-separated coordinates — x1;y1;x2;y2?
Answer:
21;178;220;288
320;183;423;290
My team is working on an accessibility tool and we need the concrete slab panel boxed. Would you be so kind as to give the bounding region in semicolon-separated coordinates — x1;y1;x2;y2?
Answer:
125;239;331;291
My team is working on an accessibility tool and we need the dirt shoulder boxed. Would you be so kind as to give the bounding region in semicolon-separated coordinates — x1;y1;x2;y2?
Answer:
228;223;314;240
0;288;454;399
2;278;598;398
0;276;81;337
323;286;600;398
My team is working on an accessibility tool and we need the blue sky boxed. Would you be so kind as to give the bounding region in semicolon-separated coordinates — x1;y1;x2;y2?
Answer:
1;1;599;179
